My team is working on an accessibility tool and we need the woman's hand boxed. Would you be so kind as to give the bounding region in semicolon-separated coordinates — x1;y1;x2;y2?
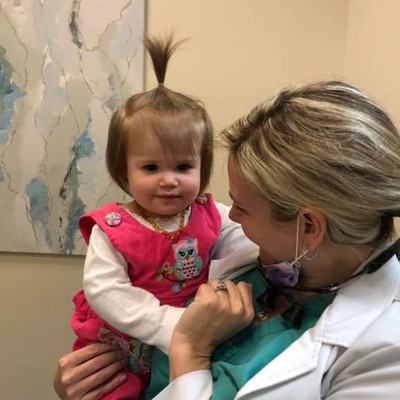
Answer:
169;280;254;380
53;343;129;400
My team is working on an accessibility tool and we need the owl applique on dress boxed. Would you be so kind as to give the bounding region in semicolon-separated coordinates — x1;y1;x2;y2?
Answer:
172;238;203;280
157;237;204;292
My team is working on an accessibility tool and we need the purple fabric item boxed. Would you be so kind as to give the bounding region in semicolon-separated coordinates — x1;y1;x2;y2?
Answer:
264;261;300;287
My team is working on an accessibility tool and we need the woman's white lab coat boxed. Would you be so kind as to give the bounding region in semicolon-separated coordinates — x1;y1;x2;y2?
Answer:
154;254;400;399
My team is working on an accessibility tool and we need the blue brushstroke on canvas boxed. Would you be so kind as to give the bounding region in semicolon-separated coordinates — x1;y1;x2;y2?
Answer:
26;178;49;222
25;177;52;247
59;117;95;253
0;46;25;144
0;164;4;183
72;124;95;159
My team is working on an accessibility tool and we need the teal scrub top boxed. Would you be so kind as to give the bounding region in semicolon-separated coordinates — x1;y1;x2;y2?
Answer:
145;268;335;400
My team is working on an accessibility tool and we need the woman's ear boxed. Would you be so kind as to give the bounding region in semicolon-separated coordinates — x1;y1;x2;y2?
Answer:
299;207;326;253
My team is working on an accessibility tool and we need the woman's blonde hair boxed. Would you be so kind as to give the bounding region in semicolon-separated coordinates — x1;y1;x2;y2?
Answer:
107;34;213;195
221;80;400;245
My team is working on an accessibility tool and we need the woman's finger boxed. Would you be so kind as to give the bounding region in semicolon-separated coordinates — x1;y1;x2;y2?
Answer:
197;280;253;339
218;280;254;329
57;345;127;383
54;344;128;399
76;360;128;400
236;281;255;322
213;280;229;294
81;373;127;400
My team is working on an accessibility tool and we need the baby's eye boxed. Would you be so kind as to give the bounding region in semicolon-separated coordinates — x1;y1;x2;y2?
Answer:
177;164;192;171
143;164;158;171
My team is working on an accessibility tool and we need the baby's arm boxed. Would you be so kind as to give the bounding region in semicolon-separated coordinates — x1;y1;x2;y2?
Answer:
83;225;185;355
208;202;259;281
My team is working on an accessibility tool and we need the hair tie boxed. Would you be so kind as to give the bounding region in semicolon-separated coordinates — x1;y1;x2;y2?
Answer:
158;82;164;87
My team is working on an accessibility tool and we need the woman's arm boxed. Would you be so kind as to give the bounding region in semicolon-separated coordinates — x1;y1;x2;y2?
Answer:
83;226;185;354
54;343;128;400
154;280;254;399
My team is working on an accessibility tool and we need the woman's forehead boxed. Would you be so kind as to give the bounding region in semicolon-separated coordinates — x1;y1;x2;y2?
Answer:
227;158;250;197
227;155;270;208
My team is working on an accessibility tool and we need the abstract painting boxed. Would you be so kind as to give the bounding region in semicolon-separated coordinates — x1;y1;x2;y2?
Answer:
0;0;145;254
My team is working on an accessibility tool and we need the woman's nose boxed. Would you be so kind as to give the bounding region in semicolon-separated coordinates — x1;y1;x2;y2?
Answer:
229;207;239;223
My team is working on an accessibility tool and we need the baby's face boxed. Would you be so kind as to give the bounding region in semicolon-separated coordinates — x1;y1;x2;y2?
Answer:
126;130;201;218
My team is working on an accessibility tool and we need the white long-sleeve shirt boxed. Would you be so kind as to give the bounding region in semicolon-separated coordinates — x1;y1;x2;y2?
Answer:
83;201;259;354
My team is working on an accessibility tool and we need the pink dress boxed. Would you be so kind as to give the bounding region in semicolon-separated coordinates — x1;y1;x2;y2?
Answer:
71;194;221;399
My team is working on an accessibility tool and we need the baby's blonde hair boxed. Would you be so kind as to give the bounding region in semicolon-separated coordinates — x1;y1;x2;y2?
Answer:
221;81;400;245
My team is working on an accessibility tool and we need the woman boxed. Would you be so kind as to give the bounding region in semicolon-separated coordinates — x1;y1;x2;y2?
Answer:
54;80;400;399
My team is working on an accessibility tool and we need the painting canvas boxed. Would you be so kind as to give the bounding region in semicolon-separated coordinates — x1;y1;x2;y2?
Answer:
0;0;145;255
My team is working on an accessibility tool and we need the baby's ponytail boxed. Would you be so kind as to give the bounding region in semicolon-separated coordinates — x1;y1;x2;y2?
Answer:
143;34;186;87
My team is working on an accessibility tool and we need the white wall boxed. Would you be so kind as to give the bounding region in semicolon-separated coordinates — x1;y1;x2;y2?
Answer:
345;0;400;234
346;0;400;127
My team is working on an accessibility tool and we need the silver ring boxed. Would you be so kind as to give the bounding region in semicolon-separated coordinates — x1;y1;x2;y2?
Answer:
214;280;228;292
